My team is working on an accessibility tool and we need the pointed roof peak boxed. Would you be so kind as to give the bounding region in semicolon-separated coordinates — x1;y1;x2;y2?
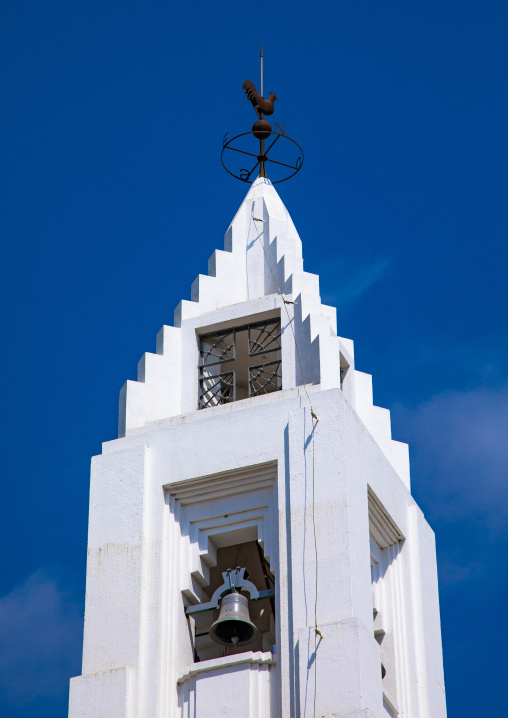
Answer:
242;175;291;216
245;175;276;196
250;176;272;188
225;176;287;230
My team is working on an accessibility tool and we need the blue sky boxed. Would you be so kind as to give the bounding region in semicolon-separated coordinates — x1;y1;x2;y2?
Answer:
1;1;507;715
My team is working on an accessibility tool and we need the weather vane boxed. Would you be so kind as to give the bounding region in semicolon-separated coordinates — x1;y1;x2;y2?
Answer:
221;43;304;184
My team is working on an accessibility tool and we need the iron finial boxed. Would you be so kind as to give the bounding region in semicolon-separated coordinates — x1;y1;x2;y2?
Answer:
221;50;304;184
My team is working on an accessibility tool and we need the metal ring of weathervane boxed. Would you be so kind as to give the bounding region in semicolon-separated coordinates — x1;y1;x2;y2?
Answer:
221;130;304;185
221;76;304;185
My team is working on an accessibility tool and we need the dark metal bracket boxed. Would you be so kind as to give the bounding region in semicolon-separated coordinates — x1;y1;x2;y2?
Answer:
186;567;275;615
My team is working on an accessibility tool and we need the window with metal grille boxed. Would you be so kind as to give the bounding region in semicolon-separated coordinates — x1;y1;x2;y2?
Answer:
199;318;282;409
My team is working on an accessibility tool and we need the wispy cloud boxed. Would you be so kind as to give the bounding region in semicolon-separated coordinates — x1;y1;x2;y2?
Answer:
391;384;508;589
0;570;83;709
321;256;393;307
394;384;508;531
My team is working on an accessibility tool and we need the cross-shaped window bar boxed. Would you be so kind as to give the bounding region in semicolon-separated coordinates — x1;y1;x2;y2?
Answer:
199;319;282;409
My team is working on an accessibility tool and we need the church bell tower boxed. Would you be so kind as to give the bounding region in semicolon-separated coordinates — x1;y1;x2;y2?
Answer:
69;77;447;718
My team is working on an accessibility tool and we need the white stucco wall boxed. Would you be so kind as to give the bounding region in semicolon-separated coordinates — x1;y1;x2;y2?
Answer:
69;178;445;718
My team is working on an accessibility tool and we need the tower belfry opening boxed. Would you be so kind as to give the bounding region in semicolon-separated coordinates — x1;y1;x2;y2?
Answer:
199;316;282;407
190;541;276;662
68;63;447;718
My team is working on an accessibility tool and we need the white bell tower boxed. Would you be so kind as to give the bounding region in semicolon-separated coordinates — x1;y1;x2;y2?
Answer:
69;177;446;718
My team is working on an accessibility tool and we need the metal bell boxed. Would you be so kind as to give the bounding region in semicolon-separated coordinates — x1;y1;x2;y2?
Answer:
209;591;259;647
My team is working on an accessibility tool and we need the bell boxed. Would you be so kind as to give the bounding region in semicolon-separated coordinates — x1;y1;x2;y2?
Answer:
209;591;259;647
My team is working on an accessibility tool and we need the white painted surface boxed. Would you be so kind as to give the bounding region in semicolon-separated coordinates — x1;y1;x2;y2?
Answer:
177;652;275;718
69;178;446;718
69;667;134;718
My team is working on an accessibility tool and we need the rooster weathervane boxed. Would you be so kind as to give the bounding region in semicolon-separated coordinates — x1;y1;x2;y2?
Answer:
221;43;304;184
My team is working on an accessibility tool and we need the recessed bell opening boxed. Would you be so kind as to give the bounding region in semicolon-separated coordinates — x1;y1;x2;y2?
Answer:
209;591;259;647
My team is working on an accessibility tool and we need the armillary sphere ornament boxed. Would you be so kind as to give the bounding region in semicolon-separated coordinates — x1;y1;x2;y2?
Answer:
221;45;304;184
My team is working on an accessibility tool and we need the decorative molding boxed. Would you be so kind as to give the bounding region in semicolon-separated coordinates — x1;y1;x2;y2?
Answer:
177;651;275;683
165;462;277;605
166;461;277;505
177;650;275;718
368;486;404;548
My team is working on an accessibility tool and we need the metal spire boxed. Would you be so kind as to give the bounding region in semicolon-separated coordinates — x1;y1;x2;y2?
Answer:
260;41;264;98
